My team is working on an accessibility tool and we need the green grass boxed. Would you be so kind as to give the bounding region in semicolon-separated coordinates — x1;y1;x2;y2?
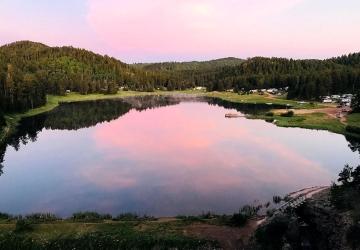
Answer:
0;220;218;249
347;113;360;127
274;113;346;134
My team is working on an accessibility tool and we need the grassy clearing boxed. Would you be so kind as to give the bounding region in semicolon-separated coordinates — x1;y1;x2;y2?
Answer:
274;113;346;134
347;113;360;127
204;92;328;109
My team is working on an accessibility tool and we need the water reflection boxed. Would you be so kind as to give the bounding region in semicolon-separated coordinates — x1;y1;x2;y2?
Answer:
0;95;359;216
0;95;279;166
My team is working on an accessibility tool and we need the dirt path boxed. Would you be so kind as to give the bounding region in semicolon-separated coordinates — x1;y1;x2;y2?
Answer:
184;218;264;250
287;186;329;199
273;107;350;124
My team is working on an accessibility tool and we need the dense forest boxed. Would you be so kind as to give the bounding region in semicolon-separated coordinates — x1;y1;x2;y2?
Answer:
1;41;359;119
138;55;360;99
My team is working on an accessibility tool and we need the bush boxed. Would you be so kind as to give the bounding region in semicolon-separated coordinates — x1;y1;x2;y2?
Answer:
280;110;294;117
330;165;360;210
347;223;360;248
175;215;204;223
25;213;59;223
228;205;262;227
0;114;5;128
14;219;33;233
273;195;282;204
346;125;360;135
229;213;248;227
200;211;217;219
113;213;138;221
265;112;274;117
70;212;111;222
0;213;12;221
255;215;290;250
266;209;276;217
351;92;360;113
113;213;156;221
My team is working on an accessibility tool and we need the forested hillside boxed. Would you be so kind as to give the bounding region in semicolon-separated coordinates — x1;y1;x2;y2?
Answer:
0;41;359;120
140;56;360;99
134;57;244;71
0;41;173;114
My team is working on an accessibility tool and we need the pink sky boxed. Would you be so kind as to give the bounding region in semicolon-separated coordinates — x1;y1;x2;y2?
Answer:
0;0;359;62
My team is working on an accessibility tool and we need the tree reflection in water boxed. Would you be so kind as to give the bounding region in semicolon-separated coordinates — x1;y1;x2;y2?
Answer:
0;95;358;176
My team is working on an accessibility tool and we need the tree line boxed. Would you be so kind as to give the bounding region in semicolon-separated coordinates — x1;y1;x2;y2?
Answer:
1;41;359;119
139;56;360;99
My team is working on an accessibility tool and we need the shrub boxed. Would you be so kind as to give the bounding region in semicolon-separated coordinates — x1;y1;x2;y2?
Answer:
265;112;274;117
25;213;59;223
113;213;156;221
330;165;360;210
255;215;290;250
175;215;204;222
229;213;248;227
347;223;360;248
273;196;282;204
0;213;12;221
266;209;276;217
346;125;360;135
228;205;262;227
351;92;360;113
70;212;111;222
0;114;5;128
280;110;294;117
14;219;33;233
200;211;217;219
265;118;275;123
113;213;139;221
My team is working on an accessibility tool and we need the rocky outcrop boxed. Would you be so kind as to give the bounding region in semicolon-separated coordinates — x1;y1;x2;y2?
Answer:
249;189;355;250
297;189;352;250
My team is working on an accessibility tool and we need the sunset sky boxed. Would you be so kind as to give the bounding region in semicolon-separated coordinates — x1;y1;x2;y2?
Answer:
0;0;359;62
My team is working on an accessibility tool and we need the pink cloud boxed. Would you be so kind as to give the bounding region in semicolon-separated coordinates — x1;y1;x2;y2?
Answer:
86;0;306;58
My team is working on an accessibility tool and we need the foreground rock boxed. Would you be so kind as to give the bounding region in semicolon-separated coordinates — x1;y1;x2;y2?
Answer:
248;189;356;250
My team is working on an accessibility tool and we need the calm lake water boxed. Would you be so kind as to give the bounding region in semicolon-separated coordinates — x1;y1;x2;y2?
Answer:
0;95;359;217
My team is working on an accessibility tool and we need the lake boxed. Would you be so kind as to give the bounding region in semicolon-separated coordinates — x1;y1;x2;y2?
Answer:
0;95;359;217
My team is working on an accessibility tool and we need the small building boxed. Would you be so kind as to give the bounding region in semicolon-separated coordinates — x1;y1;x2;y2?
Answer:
194;86;207;91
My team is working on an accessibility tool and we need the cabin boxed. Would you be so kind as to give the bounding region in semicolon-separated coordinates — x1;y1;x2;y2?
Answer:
323;98;333;103
267;88;278;94
194;86;207;91
331;95;341;101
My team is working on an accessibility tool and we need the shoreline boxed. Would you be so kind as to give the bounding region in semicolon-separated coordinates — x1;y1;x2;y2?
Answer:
1;90;359;146
0;186;331;250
